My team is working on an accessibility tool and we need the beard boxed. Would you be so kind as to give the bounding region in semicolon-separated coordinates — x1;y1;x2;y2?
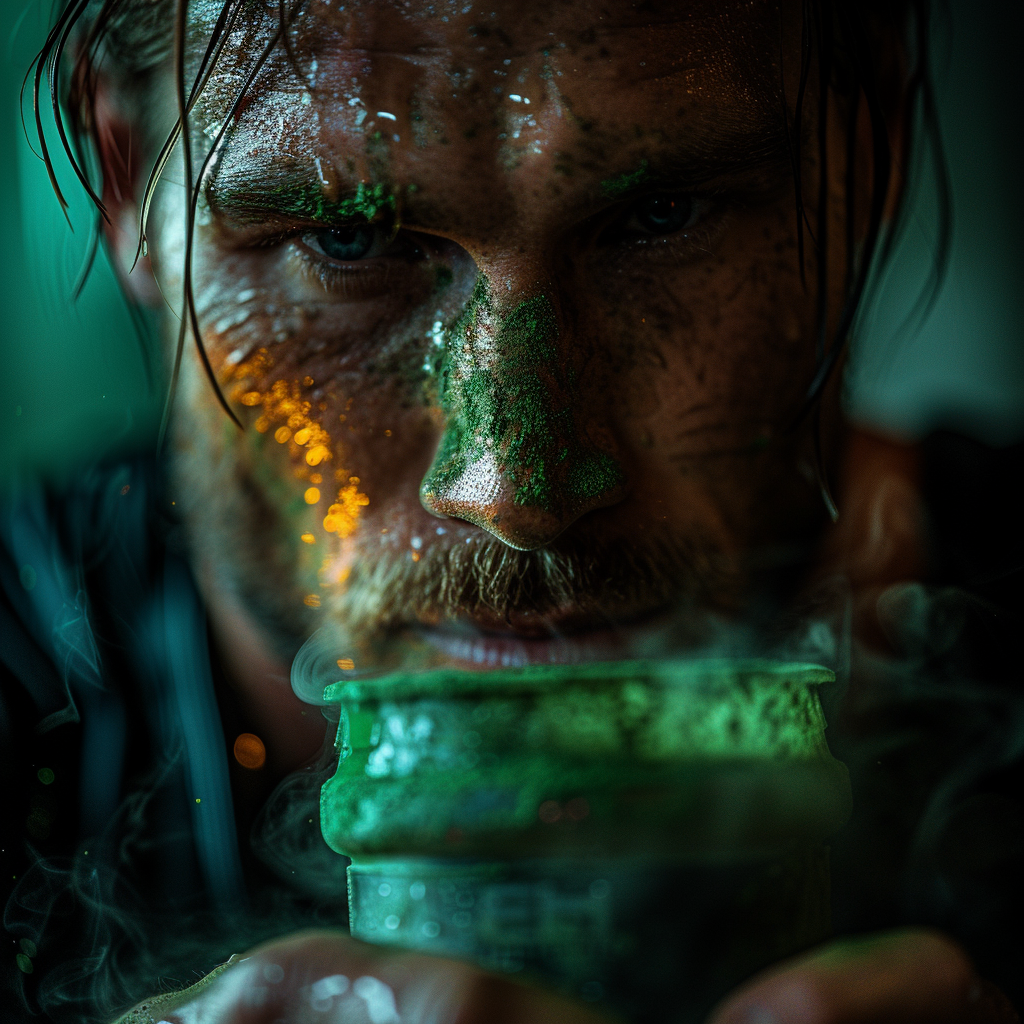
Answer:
323;526;740;639
171;431;751;664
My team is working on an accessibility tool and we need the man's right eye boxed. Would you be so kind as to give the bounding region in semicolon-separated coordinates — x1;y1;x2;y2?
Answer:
300;224;380;262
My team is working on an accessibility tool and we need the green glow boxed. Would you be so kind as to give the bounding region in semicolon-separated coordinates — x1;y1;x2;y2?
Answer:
320;661;850;858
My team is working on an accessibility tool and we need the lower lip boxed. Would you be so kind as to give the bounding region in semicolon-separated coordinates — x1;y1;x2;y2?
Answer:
421;627;629;669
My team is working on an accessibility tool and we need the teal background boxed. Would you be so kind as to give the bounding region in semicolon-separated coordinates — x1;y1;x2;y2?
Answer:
1;1;1021;481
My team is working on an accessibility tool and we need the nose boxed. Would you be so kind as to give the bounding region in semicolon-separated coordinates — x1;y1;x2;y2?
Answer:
419;279;627;550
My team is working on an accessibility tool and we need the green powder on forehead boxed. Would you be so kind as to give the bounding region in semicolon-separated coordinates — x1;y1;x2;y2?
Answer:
256;180;398;226
600;160;650;199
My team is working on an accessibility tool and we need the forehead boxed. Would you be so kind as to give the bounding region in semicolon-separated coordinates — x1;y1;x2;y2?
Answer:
193;0;795;231
195;0;788;126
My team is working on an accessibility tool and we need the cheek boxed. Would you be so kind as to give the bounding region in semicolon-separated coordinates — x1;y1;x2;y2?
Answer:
593;221;813;458
188;328;440;550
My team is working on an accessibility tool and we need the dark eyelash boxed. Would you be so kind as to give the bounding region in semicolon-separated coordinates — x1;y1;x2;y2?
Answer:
294;246;397;297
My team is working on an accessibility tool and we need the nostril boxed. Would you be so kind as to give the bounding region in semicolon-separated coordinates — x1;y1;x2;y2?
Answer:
420;443;626;551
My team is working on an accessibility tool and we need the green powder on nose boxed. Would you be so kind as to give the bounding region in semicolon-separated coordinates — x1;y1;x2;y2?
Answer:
422;278;626;517
424;281;569;511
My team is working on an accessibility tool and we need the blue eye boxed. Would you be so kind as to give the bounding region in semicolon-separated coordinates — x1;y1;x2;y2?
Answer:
631;194;694;235
303;224;376;261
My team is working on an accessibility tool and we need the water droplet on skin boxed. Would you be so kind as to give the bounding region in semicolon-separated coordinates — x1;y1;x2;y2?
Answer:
353;976;401;1024
309;974;349;1012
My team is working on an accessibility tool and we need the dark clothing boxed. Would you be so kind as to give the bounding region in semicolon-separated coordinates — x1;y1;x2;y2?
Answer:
0;463;245;1022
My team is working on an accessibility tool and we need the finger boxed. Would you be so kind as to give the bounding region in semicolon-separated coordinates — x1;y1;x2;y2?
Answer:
704;928;1016;1024
158;928;616;1024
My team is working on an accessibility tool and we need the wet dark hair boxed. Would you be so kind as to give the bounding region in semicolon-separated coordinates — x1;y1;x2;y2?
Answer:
29;0;949;505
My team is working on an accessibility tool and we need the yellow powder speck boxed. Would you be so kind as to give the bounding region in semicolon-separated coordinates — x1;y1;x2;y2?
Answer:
384;429;392;437
304;594;321;607
304;487;321;504
293;427;311;446
338;414;346;422
349;476;360;485
241;392;262;406
305;445;330;466
255;416;270;432
309;473;322;484
300;533;316;544
275;426;292;444
303;376;315;387
337;658;355;671
411;551;420;562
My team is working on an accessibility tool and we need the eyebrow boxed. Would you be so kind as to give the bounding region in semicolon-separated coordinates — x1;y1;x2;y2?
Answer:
205;158;397;226
598;119;795;202
205;115;794;230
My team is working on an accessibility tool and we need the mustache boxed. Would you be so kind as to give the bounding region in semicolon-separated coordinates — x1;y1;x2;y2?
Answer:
325;528;738;635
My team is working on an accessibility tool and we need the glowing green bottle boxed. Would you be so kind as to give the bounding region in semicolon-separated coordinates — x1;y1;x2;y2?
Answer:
319;660;850;1023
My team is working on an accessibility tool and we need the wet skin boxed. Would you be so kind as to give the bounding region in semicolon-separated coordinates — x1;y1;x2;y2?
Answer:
145;0;860;726
97;4;1020;1021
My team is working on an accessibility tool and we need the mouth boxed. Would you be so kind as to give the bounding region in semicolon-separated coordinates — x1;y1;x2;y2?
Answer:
413;606;675;669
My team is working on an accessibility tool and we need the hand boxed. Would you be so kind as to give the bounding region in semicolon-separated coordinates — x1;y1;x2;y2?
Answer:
119;927;1017;1024
123;929;613;1024
705;929;1019;1024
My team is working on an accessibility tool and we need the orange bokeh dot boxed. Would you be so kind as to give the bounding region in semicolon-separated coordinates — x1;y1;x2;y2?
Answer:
233;733;266;770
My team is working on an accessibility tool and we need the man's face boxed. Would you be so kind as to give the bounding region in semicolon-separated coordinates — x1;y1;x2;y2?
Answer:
154;0;845;668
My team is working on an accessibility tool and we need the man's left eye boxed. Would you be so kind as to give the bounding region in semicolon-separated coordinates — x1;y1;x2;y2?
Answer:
300;224;382;262
624;194;697;236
